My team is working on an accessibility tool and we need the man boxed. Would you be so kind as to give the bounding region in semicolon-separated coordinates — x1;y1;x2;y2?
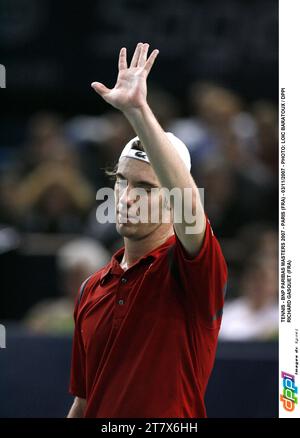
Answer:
67;42;227;418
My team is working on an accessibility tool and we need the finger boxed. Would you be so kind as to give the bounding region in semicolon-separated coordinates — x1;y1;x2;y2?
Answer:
144;49;159;75
91;82;111;96
137;43;149;67
118;47;127;71
130;42;143;68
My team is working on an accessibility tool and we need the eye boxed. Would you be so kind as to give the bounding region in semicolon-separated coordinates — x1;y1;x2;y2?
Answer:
135;185;153;193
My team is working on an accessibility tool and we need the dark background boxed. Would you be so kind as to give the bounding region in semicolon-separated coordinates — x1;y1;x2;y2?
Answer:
1;0;277;117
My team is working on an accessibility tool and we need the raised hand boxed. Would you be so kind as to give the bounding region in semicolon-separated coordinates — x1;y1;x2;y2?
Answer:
91;43;159;113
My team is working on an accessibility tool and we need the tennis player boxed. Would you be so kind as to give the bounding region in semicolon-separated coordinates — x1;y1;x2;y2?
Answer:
67;42;227;418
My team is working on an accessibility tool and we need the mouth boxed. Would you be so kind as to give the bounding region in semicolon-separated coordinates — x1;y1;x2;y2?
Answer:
117;212;139;223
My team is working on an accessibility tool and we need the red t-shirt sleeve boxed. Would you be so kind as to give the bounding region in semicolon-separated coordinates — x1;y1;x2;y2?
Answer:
69;285;87;399
172;216;228;328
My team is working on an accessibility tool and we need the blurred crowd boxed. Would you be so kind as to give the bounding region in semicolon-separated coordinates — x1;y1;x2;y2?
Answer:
0;82;278;340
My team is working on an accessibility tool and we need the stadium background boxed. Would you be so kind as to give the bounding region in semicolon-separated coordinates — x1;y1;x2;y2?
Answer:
0;0;278;417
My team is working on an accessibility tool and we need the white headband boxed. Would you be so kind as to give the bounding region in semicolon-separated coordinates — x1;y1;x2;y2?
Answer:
119;132;191;172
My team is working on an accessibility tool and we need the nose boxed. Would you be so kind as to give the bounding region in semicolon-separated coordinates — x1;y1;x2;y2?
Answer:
117;183;136;211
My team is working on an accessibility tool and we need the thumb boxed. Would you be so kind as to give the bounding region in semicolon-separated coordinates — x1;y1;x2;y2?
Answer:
91;82;110;96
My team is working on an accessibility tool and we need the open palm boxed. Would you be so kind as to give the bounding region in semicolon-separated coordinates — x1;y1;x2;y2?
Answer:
91;43;159;112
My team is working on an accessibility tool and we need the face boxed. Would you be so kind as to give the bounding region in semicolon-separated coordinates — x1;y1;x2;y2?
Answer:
114;158;171;240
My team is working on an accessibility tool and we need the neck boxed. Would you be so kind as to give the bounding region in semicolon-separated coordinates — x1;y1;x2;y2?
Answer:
121;226;174;269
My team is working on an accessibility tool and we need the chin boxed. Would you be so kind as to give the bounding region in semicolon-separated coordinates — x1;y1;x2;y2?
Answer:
116;222;139;237
116;222;153;240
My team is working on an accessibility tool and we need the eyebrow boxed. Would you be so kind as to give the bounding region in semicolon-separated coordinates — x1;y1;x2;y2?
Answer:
115;172;159;188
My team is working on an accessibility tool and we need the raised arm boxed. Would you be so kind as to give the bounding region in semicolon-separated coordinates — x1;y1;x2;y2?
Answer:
91;42;205;257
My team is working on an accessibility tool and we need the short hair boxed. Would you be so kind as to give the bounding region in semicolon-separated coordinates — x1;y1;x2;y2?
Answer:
131;139;144;152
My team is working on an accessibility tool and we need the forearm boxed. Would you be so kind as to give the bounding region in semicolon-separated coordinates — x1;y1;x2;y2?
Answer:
124;103;196;193
124;103;205;248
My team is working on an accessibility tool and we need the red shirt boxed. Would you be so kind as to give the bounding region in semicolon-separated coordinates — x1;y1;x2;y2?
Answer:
69;217;227;418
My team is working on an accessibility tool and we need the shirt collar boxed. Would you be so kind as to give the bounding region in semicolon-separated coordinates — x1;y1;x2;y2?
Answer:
99;234;175;284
